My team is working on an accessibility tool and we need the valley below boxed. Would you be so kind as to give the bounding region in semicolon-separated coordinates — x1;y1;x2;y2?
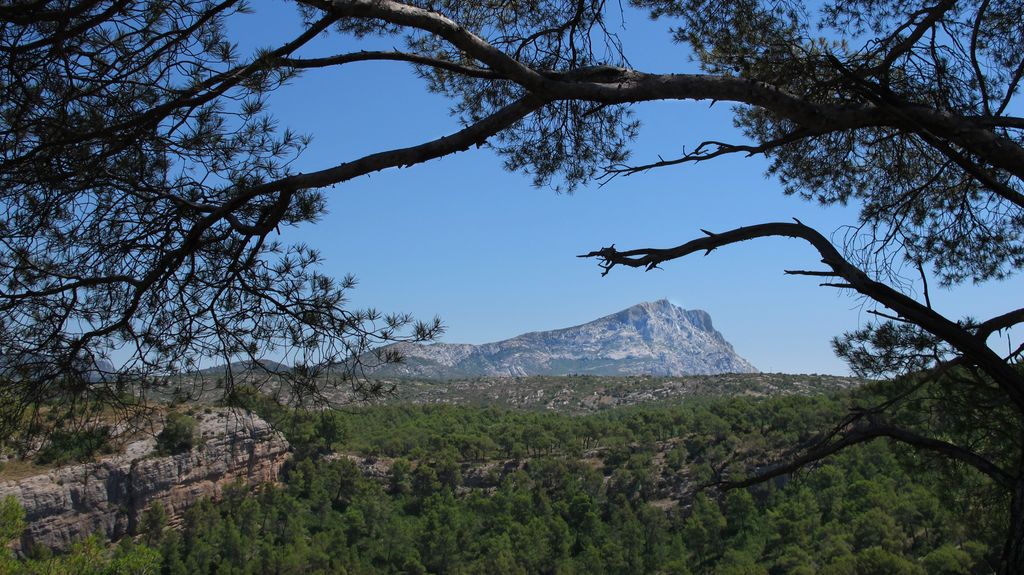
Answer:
0;302;999;573
2;370;999;574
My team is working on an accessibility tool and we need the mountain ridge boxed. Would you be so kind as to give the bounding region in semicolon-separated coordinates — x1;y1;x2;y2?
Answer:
371;300;757;378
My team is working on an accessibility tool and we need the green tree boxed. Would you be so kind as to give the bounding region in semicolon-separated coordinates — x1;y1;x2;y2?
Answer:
921;544;975;575
714;550;768;575
855;546;926;575
0;495;25;573
682;493;726;569
469;534;526;575
138;502;168;546
155;413;197;456
108;540;163;575
852;508;905;553
159;532;189;575
418;493;467;572
389;458;414;496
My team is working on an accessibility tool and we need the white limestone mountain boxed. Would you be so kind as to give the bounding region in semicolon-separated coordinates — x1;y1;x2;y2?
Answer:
370;300;757;378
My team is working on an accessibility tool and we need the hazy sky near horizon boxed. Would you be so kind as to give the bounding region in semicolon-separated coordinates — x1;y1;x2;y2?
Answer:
229;3;1022;375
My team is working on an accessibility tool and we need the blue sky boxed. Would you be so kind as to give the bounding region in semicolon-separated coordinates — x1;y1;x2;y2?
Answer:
229;3;1022;375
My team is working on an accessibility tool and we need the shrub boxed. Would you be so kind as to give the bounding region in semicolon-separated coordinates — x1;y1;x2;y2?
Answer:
156;412;197;455
35;426;112;465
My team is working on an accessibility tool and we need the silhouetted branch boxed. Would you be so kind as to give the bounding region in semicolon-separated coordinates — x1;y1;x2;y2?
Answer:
602;129;814;180
313;0;1024;180
783;270;839;277
281;51;502;79
874;0;957;73
977;308;1024;340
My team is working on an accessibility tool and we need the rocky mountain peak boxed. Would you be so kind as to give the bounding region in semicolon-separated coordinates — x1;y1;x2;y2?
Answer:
607;300;720;345
371;301;758;378
617;300;712;330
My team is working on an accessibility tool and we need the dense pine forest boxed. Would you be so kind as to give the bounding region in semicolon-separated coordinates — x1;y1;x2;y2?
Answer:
1;382;1005;574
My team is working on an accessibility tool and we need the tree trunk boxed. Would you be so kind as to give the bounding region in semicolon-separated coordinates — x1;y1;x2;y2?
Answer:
1002;479;1024;575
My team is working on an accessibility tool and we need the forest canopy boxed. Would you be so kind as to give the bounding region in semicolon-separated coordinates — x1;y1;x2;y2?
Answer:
0;393;1008;574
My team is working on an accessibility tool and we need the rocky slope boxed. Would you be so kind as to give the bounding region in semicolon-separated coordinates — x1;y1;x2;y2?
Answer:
371;300;757;378
0;408;289;552
384;373;862;412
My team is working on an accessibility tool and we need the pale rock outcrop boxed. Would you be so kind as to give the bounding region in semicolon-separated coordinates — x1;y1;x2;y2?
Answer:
0;408;289;551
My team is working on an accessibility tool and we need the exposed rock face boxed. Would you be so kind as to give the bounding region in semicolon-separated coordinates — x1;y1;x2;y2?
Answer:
372;300;758;378
0;408;289;552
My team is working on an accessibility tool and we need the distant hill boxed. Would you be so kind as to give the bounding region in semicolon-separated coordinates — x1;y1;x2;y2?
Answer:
368;300;758;379
379;373;863;413
196;359;291;377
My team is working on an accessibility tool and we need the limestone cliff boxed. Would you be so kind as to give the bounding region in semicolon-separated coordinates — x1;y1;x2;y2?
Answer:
0;408;289;551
